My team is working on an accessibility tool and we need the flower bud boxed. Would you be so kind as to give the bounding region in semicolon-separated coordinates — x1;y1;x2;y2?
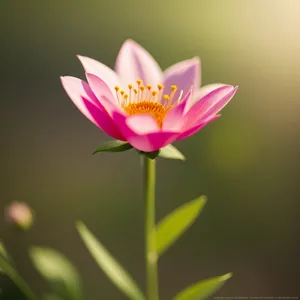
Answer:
5;202;34;230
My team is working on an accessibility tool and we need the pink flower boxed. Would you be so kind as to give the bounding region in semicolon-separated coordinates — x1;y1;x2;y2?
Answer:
61;40;237;152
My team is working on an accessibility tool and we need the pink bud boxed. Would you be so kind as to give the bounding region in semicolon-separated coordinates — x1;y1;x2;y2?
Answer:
5;202;34;230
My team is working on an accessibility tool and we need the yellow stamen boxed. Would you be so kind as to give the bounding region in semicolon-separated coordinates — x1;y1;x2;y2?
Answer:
152;90;157;101
164;95;170;101
118;80;178;128
133;88;138;102
170;85;177;102
115;86;120;103
122;101;172;128
157;84;164;99
124;94;128;104
136;80;143;100
127;84;133;103
140;85;145;100
145;84;152;99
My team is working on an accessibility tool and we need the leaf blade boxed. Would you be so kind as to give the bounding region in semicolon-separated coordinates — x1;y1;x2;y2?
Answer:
173;273;232;300
43;294;64;300
156;196;206;256
76;221;146;300
0;255;37;300
159;145;186;161
0;241;10;263
93;140;133;154
30;247;82;300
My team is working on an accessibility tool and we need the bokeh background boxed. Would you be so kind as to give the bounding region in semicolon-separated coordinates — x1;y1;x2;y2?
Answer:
0;0;299;299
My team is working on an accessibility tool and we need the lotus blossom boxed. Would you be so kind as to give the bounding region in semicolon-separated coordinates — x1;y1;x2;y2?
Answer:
61;39;237;152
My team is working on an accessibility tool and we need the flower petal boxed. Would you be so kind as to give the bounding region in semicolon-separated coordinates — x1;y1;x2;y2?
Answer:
85;73;124;116
113;112;178;152
201;86;238;120
61;76;101;125
195;83;228;100
162;91;192;131
128;132;179;152
163;58;201;103
81;97;125;140
176;115;221;141
187;83;228;109
126;114;160;134
77;55;120;92
184;85;237;128
115;39;163;88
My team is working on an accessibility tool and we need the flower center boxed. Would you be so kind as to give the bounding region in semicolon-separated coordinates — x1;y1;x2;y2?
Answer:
123;101;172;128
114;79;182;128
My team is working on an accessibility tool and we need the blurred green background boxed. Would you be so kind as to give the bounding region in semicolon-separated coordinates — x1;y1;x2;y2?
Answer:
0;0;299;299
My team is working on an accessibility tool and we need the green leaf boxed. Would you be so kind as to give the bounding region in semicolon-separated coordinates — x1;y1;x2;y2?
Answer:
159;145;186;161
30;247;82;300
173;273;232;300
156;196;206;256
0;241;9;262
0;240;16;270
76;221;146;300
43;294;64;300
0;241;9;272
0;254;37;300
93;140;133;154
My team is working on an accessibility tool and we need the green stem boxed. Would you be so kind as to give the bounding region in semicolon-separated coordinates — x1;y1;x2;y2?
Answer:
144;156;159;300
0;257;37;300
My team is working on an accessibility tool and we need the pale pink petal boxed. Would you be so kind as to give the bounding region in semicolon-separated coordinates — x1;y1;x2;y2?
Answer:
126;114;160;134
162;91;192;131
195;83;227;100
186;83;227;110
61;76;102;125
115;39;163;88
85;73;114;100
184;85;236;128
113;111;178;152
85;73;124;116
176;115;221;141
163;58;200;103
200;87;238;120
77;55;120;92
82;97;125;140
191;85;235;115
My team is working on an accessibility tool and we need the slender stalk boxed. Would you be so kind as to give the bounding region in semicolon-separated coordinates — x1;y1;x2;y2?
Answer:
144;156;159;300
0;257;37;300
